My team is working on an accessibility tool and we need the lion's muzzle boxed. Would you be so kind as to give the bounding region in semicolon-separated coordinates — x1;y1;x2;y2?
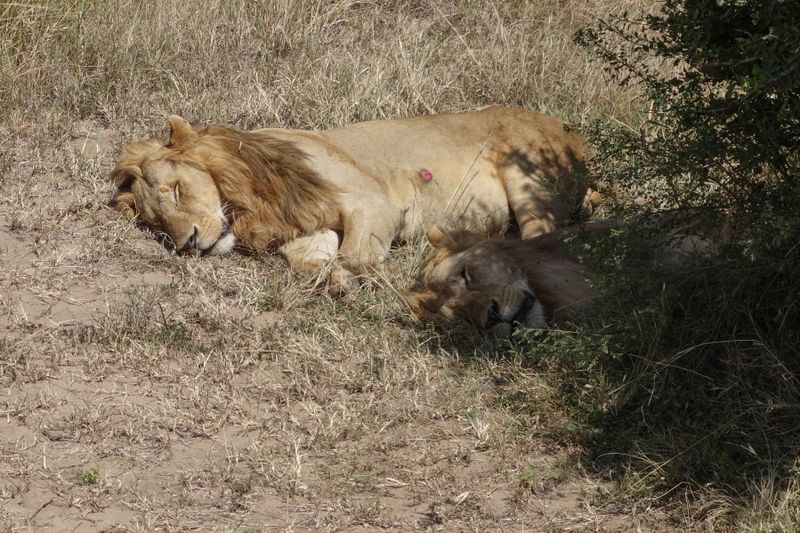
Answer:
515;292;536;324
179;219;234;256
485;290;540;331
186;226;199;250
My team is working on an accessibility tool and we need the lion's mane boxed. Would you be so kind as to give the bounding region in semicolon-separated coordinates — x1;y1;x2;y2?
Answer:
113;122;339;249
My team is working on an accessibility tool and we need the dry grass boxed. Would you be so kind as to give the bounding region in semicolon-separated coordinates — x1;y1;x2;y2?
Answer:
2;0;649;136
3;0;795;531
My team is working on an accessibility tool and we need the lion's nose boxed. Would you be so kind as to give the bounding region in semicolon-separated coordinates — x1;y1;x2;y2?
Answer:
514;292;536;323
485;299;503;328
186;226;199;249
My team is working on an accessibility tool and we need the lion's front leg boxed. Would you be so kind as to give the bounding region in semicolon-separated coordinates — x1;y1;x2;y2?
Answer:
337;203;404;271
280;230;356;294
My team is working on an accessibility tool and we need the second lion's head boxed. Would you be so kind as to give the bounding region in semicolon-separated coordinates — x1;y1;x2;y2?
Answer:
404;228;592;336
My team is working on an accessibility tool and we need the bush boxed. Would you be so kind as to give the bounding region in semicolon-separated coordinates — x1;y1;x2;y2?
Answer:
568;1;800;525
576;0;800;260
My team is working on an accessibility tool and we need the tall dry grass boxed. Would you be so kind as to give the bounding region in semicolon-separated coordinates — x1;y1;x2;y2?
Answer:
1;0;650;140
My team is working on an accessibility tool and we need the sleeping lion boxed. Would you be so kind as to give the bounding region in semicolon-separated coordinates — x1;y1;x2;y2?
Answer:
404;228;593;336
112;106;590;289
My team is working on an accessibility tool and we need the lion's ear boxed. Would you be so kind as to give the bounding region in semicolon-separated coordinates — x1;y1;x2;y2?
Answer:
110;166;139;219
426;227;481;252
426;226;447;249
167;115;198;149
111;139;159;218
112;160;139;188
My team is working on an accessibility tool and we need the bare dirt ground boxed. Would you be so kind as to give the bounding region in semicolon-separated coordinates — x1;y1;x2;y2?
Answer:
0;122;673;532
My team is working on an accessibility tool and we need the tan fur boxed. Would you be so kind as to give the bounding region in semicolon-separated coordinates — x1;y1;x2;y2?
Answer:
112;107;588;282
405;228;592;334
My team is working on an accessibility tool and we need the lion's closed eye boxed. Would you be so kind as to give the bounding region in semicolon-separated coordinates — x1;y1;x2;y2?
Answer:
173;184;180;203
460;266;472;287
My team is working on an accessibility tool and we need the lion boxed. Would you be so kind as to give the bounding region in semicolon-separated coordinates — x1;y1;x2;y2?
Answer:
112;106;590;289
403;227;593;335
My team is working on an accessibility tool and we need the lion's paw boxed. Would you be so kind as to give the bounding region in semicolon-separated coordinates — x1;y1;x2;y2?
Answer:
328;268;358;296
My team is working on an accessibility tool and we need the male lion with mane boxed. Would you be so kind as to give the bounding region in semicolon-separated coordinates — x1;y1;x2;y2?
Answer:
404;228;593;336
112;106;590;289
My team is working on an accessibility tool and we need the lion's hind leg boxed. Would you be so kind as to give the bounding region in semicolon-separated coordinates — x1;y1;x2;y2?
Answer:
497;141;589;239
501;163;560;239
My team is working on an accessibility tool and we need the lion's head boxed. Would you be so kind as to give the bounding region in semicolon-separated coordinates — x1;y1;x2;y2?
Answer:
112;116;235;255
111;115;336;255
404;228;592;335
